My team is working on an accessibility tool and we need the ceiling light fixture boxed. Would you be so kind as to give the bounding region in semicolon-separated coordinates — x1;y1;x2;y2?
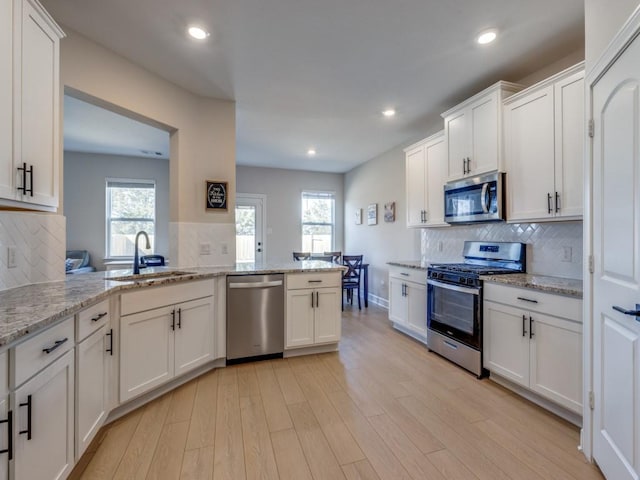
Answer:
477;29;498;45
382;109;396;117
307;149;316;156
188;26;210;40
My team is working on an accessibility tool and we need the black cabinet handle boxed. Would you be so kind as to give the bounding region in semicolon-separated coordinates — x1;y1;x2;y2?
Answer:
177;308;182;329
555;192;560;213
316;291;319;308
308;280;323;284
42;337;68;354
171;309;176;331
17;163;33;196
466;157;471;174
529;316;534;339
522;314;527;337
462;159;466;175
106;329;113;355
91;312;108;322
0;410;13;460
311;292;314;308
547;193;552;214
517;296;538;304
19;396;32;440
400;273;409;277
613;304;640;320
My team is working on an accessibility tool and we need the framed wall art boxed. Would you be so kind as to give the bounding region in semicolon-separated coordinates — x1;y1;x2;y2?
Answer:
384;201;395;222
206;180;228;211
355;208;362;225
367;203;377;225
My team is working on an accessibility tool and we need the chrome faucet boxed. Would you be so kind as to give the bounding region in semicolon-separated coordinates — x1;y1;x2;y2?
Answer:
133;231;151;275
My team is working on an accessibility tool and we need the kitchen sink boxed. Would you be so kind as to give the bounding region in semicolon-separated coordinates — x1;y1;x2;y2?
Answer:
108;270;196;282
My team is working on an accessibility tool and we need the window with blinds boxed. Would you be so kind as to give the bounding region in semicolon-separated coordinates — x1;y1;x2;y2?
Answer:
106;179;156;258
301;191;335;253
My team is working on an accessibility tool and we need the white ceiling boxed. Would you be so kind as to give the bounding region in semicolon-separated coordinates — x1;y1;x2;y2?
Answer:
44;0;584;173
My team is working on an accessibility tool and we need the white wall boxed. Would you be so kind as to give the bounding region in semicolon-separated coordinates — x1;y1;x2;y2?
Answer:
64;151;170;270
585;0;639;70
344;144;422;305
236;166;344;263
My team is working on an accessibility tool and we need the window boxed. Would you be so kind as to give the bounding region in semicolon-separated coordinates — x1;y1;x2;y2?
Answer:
106;179;155;258
302;191;335;253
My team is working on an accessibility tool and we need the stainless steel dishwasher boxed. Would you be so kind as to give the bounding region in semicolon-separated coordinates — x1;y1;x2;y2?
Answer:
226;274;285;362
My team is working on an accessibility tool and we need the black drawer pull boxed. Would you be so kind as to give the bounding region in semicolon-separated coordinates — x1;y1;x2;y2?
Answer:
19;396;32;440
0;410;13;459
517;297;538;304
106;329;113;355
529;316;534;339
522;315;527;337
42;337;68;354
400;273;410;276
91;312;108;322
307;280;323;283
177;308;182;329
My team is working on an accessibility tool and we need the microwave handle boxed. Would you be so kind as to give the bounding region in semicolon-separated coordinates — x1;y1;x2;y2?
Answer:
480;183;490;213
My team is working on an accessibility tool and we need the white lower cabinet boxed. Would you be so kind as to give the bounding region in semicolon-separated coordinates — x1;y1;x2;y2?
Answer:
0;353;8;480
483;283;582;414
120;282;214;402
286;273;341;349
388;266;427;342
13;349;74;480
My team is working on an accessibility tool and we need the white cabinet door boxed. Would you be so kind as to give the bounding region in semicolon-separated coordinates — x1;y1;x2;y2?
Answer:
14;349;74;480
469;91;499;176
554;71;584;219
76;325;108;459
406;281;427;337
529;313;582;414
388;277;408;326
15;0;60;208
0;0;13;202
174;296;214;376
445;110;468;181
405;145;426;227
483;301;529;387
286;289;315;348
505;85;556;221
424;134;447;227
120;305;174;402
314;287;341;344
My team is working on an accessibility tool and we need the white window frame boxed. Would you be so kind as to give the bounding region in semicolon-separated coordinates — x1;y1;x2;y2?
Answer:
301;190;335;253
105;178;156;259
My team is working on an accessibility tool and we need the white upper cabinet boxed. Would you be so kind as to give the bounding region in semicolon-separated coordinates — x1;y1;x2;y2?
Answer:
504;63;584;222
442;81;522;181
0;0;63;211
404;131;448;227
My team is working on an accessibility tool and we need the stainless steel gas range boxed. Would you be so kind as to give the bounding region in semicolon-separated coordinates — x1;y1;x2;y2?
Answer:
426;241;526;378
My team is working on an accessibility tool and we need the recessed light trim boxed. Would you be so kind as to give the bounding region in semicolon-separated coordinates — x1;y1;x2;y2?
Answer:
382;109;396;117
477;29;497;45
307;149;316;156
188;26;210;40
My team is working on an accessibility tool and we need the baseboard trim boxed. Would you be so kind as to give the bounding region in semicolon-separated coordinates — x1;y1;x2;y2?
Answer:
368;293;388;309
284;343;339;357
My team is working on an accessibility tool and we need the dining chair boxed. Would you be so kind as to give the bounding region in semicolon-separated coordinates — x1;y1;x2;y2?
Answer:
342;255;363;310
292;251;311;261
323;251;342;264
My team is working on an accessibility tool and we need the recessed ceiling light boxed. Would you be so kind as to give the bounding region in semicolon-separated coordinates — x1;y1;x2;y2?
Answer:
382;109;396;117
477;29;497;45
188;26;210;40
307;149;316;156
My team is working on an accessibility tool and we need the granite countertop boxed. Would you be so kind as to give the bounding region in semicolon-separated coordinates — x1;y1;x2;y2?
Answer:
481;273;583;298
0;261;345;348
387;260;428;270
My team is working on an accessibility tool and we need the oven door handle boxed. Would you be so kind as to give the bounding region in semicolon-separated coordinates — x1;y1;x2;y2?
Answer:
427;279;480;295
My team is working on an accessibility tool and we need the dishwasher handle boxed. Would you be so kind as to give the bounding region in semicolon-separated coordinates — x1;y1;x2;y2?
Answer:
229;280;283;289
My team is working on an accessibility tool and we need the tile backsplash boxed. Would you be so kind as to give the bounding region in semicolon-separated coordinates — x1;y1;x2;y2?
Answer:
421;221;583;279
169;222;236;268
0;212;66;291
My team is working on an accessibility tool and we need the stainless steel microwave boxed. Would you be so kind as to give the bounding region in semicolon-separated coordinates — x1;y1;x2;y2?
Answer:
444;172;505;224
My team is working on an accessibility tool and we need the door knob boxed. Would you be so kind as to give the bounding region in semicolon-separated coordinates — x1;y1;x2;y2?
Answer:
612;304;640;321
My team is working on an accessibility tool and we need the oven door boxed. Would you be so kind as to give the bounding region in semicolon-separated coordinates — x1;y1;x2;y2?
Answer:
427;279;481;349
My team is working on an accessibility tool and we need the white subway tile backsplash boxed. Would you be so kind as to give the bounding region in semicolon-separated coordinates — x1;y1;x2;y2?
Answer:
169;222;236;268
0;212;66;291
421;221;583;279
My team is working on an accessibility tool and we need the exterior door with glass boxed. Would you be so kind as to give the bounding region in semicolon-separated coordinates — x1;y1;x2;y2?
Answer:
235;194;265;264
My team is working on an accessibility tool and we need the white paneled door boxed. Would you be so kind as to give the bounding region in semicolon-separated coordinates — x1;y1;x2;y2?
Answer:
236;194;265;264
591;25;640;480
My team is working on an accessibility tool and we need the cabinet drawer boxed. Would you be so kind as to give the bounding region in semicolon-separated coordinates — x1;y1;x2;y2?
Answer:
12;316;74;388
287;272;342;290
389;266;426;285
484;283;581;322
77;298;110;342
121;279;215;316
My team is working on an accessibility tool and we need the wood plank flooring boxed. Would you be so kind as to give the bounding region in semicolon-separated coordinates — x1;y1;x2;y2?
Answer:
70;305;604;480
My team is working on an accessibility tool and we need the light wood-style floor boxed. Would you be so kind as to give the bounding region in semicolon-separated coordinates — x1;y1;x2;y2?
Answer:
70;305;604;480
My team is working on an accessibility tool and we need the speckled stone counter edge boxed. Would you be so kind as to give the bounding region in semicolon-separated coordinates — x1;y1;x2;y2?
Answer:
481;273;583;299
0;261;345;348
387;261;428;271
